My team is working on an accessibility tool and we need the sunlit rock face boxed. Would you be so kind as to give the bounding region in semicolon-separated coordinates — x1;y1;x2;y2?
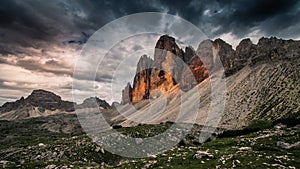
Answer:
180;46;209;90
122;35;209;104
131;55;153;103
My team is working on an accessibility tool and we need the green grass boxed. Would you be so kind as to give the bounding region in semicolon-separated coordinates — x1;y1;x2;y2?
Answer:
218;120;272;138
1;116;300;168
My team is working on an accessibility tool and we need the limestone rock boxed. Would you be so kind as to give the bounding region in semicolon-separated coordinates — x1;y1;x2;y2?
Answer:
121;35;209;104
193;151;214;159
0;89;75;113
131;55;153;103
122;35;300;104
121;83;133;104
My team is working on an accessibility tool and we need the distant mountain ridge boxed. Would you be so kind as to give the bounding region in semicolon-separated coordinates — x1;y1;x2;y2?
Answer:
0;89;112;120
0;89;75;113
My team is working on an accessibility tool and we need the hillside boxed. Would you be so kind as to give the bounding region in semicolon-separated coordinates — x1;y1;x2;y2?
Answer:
0;116;299;168
113;36;300;130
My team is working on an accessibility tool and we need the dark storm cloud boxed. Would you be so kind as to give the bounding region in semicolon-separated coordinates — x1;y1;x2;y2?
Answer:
154;0;300;38
0;0;165;56
15;59;73;76
0;80;28;90
210;0;300;38
0;1;60;54
73;70;114;83
1;0;299;56
132;45;144;51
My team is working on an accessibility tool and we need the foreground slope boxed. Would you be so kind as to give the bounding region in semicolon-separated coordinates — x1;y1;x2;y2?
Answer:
0;117;299;168
113;58;300;129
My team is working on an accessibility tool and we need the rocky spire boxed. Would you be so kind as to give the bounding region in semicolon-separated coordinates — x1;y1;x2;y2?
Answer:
121;35;209;104
121;83;133;104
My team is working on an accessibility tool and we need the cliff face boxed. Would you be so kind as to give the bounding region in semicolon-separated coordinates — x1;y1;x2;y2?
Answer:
149;35;184;99
0;89;76;120
121;35;300;104
121;83;133;104
210;37;300;76
122;35;209;104
132;55;153;103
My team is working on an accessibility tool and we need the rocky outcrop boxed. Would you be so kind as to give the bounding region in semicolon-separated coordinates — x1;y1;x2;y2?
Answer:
26;90;75;112
154;35;184;66
132;55;153;103
122;35;209;104
111;102;120;109
197;36;300;76
253;37;300;62
150;35;184;97
0;96;26;113
76;97;111;109
121;83;133;104
180;53;209;90
180;46;208;90
219;37;300;76
211;39;237;76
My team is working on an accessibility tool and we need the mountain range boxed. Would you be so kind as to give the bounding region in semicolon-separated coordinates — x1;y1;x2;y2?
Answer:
117;35;300;129
0;89;111;120
121;35;300;105
0;35;299;130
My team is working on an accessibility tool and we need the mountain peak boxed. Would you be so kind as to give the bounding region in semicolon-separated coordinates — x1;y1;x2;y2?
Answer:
155;35;176;49
122;35;209;104
136;55;153;73
31;89;57;94
28;89;62;103
77;97;111;109
0;89;75;115
154;35;183;66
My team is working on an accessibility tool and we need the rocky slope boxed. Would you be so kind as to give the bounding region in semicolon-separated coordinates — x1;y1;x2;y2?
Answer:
117;36;300;129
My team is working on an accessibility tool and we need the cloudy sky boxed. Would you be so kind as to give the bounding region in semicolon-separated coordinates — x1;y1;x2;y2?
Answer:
0;0;299;105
